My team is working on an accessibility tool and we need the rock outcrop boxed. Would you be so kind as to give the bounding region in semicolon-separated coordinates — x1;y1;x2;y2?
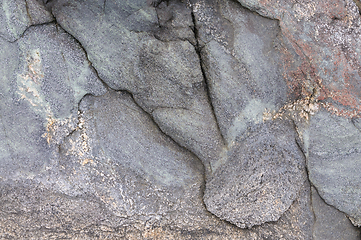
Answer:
0;0;360;239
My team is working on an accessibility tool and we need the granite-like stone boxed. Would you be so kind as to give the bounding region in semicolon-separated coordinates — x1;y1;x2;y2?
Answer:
204;119;307;228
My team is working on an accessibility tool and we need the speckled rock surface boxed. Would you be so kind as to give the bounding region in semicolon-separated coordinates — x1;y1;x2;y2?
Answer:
0;23;106;179
0;0;361;238
305;109;361;226
204;119;307;228
311;187;360;240
51;0;225;175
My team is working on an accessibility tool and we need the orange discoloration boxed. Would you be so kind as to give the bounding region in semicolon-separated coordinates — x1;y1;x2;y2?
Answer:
251;0;361;118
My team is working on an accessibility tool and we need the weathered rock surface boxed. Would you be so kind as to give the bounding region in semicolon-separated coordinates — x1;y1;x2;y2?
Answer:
204;119;307;228
228;0;361;229
304;109;361;226
0;91;315;239
0;22;106;179
52;0;225;175
0;0;54;42
311;187;360;240
0;0;361;238
191;0;307;227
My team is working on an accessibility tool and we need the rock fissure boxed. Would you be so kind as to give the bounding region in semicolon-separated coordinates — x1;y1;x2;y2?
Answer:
1;0;361;238
190;7;227;147
49;13;208;164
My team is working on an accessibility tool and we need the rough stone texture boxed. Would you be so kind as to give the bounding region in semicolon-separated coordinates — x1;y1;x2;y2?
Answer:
311;187;360;240
0;0;53;42
0;91;315;239
225;0;361;229
1;0;361;238
249;180;314;240
204;119;307;228
233;0;361;118
0;23;106;179
192;0;294;143
54;91;211;229
52;0;226;174
305;109;361;226
191;0;307;227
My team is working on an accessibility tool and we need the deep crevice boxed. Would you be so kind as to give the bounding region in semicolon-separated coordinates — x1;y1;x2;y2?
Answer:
50;16;210;179
48;7;229;230
190;7;227;147
49;9;214;175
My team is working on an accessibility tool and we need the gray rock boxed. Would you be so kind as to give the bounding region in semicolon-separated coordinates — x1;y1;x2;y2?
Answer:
191;0;306;227
52;0;225;174
305;109;361;226
55;91;207;223
204;119;307;228
311;187;361;240
1;0;360;238
192;0;292;144
0;0;30;42
250;180;314;240
25;0;55;25
0;91;316;239
234;0;361;228
0;23;106;179
0;0;53;42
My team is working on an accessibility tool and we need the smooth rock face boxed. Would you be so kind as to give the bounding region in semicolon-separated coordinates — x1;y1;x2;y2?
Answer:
311;187;360;240
306;109;361;226
1;0;361;238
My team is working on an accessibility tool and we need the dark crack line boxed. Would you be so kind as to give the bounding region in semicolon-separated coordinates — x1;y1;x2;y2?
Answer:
5;20;57;43
103;0;107;14
53;23;111;93
50;13;210;178
50;10;220;226
24;0;33;23
310;183;358;225
190;8;227;147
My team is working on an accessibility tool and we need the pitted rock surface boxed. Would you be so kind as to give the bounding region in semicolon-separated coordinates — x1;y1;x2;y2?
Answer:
0;0;361;238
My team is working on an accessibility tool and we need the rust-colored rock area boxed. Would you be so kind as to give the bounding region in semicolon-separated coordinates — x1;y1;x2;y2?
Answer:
238;0;361;117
